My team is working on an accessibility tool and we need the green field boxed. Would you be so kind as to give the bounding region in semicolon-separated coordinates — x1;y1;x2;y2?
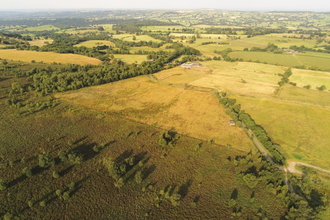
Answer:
24;25;59;32
74;40;115;48
291;68;330;90
230;51;330;70
112;54;148;64
113;34;162;42
231;85;330;170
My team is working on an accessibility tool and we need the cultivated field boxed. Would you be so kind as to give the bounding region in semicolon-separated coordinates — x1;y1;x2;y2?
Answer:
55;75;255;152
0;49;101;65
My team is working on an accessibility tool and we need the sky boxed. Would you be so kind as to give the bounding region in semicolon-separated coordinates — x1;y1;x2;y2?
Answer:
0;0;329;11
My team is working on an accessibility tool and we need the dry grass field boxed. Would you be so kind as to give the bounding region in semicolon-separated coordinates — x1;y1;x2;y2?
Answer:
0;49;101;65
29;40;54;47
55;75;255;152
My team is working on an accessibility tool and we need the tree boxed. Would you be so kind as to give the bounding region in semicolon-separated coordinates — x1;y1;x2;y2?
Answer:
53;171;60;178
135;171;143;184
38;152;54;168
0;179;8;190
63;192;70;200
22;167;32;177
97;26;104;31
318;85;326;91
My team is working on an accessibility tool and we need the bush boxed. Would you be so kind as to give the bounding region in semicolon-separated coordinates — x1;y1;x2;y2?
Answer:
0;179;8;190
22;167;32;177
317;85;326;91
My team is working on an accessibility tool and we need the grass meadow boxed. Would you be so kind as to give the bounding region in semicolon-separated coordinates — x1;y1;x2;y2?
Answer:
291;68;330;90
230;84;330;170
0;49;101;65
29;40;54;47
24;25;59;32
74;40;116;48
229;51;330;70
55;75;255;152
113;54;148;64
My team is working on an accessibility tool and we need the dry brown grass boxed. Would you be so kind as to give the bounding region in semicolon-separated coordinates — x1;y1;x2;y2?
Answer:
55;75;254;152
0;49;101;65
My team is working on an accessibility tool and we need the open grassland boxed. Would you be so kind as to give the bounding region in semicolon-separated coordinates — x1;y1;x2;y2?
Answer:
24;25;59;32
230;84;330;170
185;61;284;96
229;51;330;70
140;25;184;32
57;29;98;34
113;54;147;64
0;49;101;65
74;40;115;48
129;46;174;53
291;68;330;90
28;40;54;47
154;66;208;85
228;34;317;49
113;34;162;42
55;75;254;152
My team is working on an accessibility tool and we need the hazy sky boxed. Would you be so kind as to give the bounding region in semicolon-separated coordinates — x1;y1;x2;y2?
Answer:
0;0;329;11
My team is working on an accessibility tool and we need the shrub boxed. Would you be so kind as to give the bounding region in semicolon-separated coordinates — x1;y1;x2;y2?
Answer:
22;167;32;177
0;179;8;190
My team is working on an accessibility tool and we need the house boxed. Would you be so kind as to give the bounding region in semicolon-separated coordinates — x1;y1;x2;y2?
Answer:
228;120;236;126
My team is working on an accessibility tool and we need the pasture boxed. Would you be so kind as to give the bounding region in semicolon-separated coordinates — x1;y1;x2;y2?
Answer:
24;25;59;32
186;61;284;96
74;40;115;48
0;49;101;65
113;34;162;42
290;68;330;90
112;54;147;64
231;85;330;170
229;51;330;70
55;75;255;152
29;40;54;47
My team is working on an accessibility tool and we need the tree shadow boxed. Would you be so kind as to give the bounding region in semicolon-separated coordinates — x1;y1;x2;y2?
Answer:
72;141;99;162
115;149;133;163
178;179;193;199
231;188;238;200
143;164;156;180
73;136;88;145
194;195;201;203
59;165;74;177
309;189;325;209
8;174;27;188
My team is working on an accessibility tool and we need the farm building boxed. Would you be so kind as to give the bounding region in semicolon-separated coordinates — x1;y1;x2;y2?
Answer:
228;120;236;126
181;62;202;69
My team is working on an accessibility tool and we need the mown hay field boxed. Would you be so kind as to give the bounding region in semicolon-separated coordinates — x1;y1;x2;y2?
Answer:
231;84;330;170
229;51;330;70
74;40;115;48
55;75;254;152
0;49;101;65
